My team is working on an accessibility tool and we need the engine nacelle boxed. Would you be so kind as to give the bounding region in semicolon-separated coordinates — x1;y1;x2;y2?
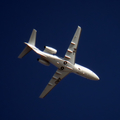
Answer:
37;58;50;66
44;46;57;54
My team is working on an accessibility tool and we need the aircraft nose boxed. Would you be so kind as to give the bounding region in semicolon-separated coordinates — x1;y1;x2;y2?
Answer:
92;73;100;80
95;75;100;80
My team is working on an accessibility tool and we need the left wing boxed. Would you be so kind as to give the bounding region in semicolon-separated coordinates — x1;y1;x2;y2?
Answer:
39;69;70;98
64;26;82;64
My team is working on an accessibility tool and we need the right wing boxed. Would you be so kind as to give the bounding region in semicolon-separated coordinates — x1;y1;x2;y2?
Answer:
39;69;70;98
64;26;82;64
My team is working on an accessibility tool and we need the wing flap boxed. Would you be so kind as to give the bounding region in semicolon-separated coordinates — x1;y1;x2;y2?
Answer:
39;69;70;98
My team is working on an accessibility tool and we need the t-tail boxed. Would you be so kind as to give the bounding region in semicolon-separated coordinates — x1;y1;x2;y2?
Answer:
18;29;37;58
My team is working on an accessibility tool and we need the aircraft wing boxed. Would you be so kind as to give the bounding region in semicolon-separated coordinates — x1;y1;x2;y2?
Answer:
64;26;82;64
39;69;70;98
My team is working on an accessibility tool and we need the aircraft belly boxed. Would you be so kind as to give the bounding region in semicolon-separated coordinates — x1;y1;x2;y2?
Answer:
47;56;73;72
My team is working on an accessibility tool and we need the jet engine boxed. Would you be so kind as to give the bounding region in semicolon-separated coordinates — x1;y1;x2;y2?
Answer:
44;46;57;54
37;58;50;66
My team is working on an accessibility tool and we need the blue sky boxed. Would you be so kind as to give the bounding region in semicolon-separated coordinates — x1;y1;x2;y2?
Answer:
1;0;120;120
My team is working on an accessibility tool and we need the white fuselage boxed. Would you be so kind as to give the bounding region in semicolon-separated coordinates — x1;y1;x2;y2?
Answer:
26;43;99;80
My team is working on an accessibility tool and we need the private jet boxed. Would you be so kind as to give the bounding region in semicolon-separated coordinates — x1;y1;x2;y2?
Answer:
18;26;99;98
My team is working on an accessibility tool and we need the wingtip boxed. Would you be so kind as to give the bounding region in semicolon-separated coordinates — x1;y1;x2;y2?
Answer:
39;95;44;99
18;54;21;58
33;29;37;32
78;26;81;29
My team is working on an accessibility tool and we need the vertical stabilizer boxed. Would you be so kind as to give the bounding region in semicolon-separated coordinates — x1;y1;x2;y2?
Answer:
18;29;37;58
28;29;37;46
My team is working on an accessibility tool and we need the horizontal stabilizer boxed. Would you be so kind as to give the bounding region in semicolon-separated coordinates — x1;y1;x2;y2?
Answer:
18;29;37;59
18;46;31;58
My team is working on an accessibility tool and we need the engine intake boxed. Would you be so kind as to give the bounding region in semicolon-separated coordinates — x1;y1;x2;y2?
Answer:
44;46;57;54
37;58;50;66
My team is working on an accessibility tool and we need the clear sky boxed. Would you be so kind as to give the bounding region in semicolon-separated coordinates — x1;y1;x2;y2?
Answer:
1;0;120;120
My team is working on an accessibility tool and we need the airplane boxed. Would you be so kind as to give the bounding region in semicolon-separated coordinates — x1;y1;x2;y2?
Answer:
18;26;100;98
